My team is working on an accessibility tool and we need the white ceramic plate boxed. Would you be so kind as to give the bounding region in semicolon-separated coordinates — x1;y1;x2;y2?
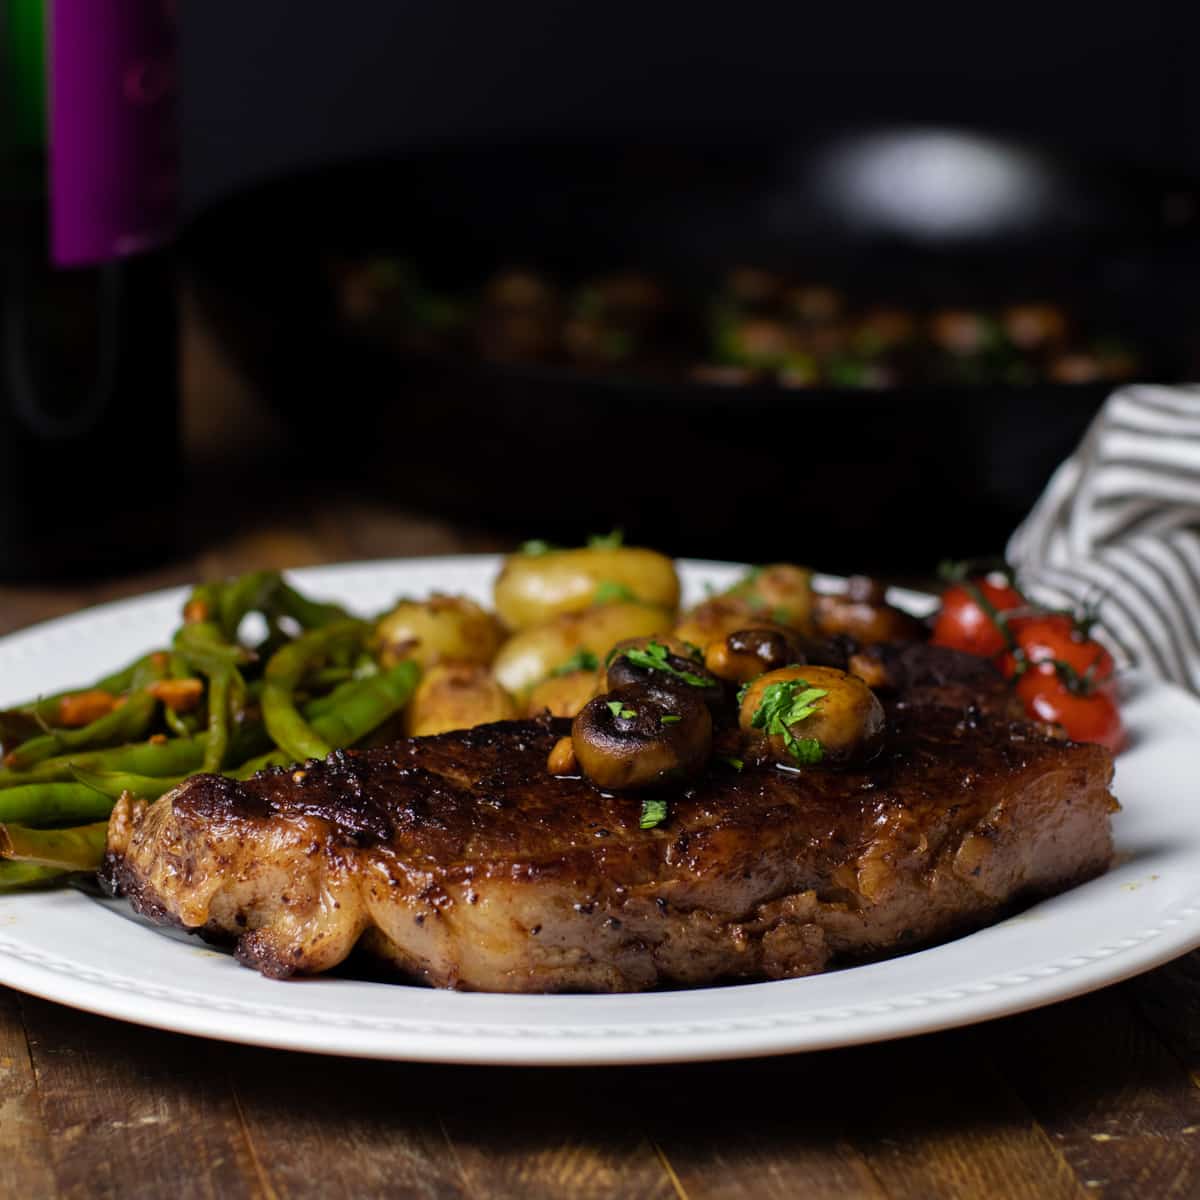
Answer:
0;556;1196;1066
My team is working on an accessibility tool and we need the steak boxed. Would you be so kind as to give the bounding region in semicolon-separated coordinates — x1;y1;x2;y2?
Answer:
101;701;1117;992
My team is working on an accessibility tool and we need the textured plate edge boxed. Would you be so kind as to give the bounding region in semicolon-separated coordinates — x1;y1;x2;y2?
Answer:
2;903;1200;1065
0;554;1191;1065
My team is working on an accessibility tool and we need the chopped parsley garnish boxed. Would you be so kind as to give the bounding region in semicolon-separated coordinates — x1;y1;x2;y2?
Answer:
520;539;557;556
786;737;824;764
639;798;668;830
722;756;745;772
682;641;704;661
750;678;828;765
594;579;637;604
660;714;682;725
606;700;637;720
552;649;599;677
587;529;624;550
621;641;712;688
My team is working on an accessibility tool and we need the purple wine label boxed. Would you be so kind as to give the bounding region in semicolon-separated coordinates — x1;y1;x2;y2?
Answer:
49;0;178;266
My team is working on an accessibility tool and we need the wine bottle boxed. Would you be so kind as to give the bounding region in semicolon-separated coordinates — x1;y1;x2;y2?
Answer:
0;0;179;580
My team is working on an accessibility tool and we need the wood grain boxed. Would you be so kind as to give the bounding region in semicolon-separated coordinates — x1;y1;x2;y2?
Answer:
221;1049;471;1200
21;997;262;1200
846;1035;1088;1200
991;989;1200;1197
0;988;58;1196
651;1054;889;1200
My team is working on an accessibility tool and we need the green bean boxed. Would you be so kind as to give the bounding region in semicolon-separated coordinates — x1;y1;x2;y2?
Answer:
71;766;184;801
0;862;70;891
202;670;232;773
0;784;115;825
275;581;352;630
218;570;282;640
181;581;223;624
16;651;164;720
309;661;418;748
234;661;418;778
262;619;366;762
305;665;355;691
4;689;158;770
0;721;275;788
175;621;252;775
162;705;194;738
0;822;108;870
302;674;368;721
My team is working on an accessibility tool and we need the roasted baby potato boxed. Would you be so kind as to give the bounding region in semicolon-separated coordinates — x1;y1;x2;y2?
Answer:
374;594;503;670
405;663;517;737
675;564;815;646
492;602;673;701
727;564;815;631
494;545;679;630
526;668;604;718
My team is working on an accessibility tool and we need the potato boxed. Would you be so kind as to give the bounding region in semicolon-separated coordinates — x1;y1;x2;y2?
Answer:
494;546;679;630
674;598;766;650
526;668;603;718
492;602;673;701
373;593;503;670
405;663;517;737
675;563;815;646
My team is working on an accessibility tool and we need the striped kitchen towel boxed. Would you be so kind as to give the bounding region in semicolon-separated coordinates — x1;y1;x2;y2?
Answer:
1007;385;1200;693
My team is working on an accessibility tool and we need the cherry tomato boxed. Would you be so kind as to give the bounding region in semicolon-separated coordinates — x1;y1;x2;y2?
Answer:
930;576;1025;658
996;613;1115;683
1016;669;1125;752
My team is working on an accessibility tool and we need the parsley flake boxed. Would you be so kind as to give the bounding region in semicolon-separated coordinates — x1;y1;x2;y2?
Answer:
594;579;637;604
606;700;637;720
587;529;624;550
520;539;557;556
750;678;828;765
660;714;682;725
639;798;668;830
552;649;599;677
729;566;763;594
722;756;745;772
621;641;712;689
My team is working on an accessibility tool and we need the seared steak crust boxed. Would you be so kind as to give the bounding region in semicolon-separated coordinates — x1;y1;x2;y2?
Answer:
101;702;1117;992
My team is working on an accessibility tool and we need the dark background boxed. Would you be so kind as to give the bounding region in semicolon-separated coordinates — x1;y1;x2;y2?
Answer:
171;2;1200;570
181;1;1197;215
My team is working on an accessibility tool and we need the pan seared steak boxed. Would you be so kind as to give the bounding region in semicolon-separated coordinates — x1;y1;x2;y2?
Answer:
101;697;1117;992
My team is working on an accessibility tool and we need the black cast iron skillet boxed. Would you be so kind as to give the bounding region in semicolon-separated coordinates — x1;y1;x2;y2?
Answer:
184;133;1200;570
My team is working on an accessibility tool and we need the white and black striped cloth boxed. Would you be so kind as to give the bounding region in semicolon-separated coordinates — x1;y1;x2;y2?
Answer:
1007;385;1200;694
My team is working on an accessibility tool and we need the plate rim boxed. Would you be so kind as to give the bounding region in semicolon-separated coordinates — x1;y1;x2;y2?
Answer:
0;553;1194;1066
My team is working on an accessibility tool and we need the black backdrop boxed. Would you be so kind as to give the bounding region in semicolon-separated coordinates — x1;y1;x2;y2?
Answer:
181;1;1198;214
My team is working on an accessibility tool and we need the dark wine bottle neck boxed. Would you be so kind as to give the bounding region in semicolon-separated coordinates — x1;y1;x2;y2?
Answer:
5;0;47;152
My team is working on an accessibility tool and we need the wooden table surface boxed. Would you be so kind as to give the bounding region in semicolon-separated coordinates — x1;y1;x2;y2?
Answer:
2;315;1199;1200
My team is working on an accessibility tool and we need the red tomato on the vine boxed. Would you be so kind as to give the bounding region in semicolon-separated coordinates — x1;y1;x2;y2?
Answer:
930;576;1025;658
996;613;1115;683
1016;669;1125;752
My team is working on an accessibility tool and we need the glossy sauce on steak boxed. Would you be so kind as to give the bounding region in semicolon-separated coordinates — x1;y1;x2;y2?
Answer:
101;701;1116;992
